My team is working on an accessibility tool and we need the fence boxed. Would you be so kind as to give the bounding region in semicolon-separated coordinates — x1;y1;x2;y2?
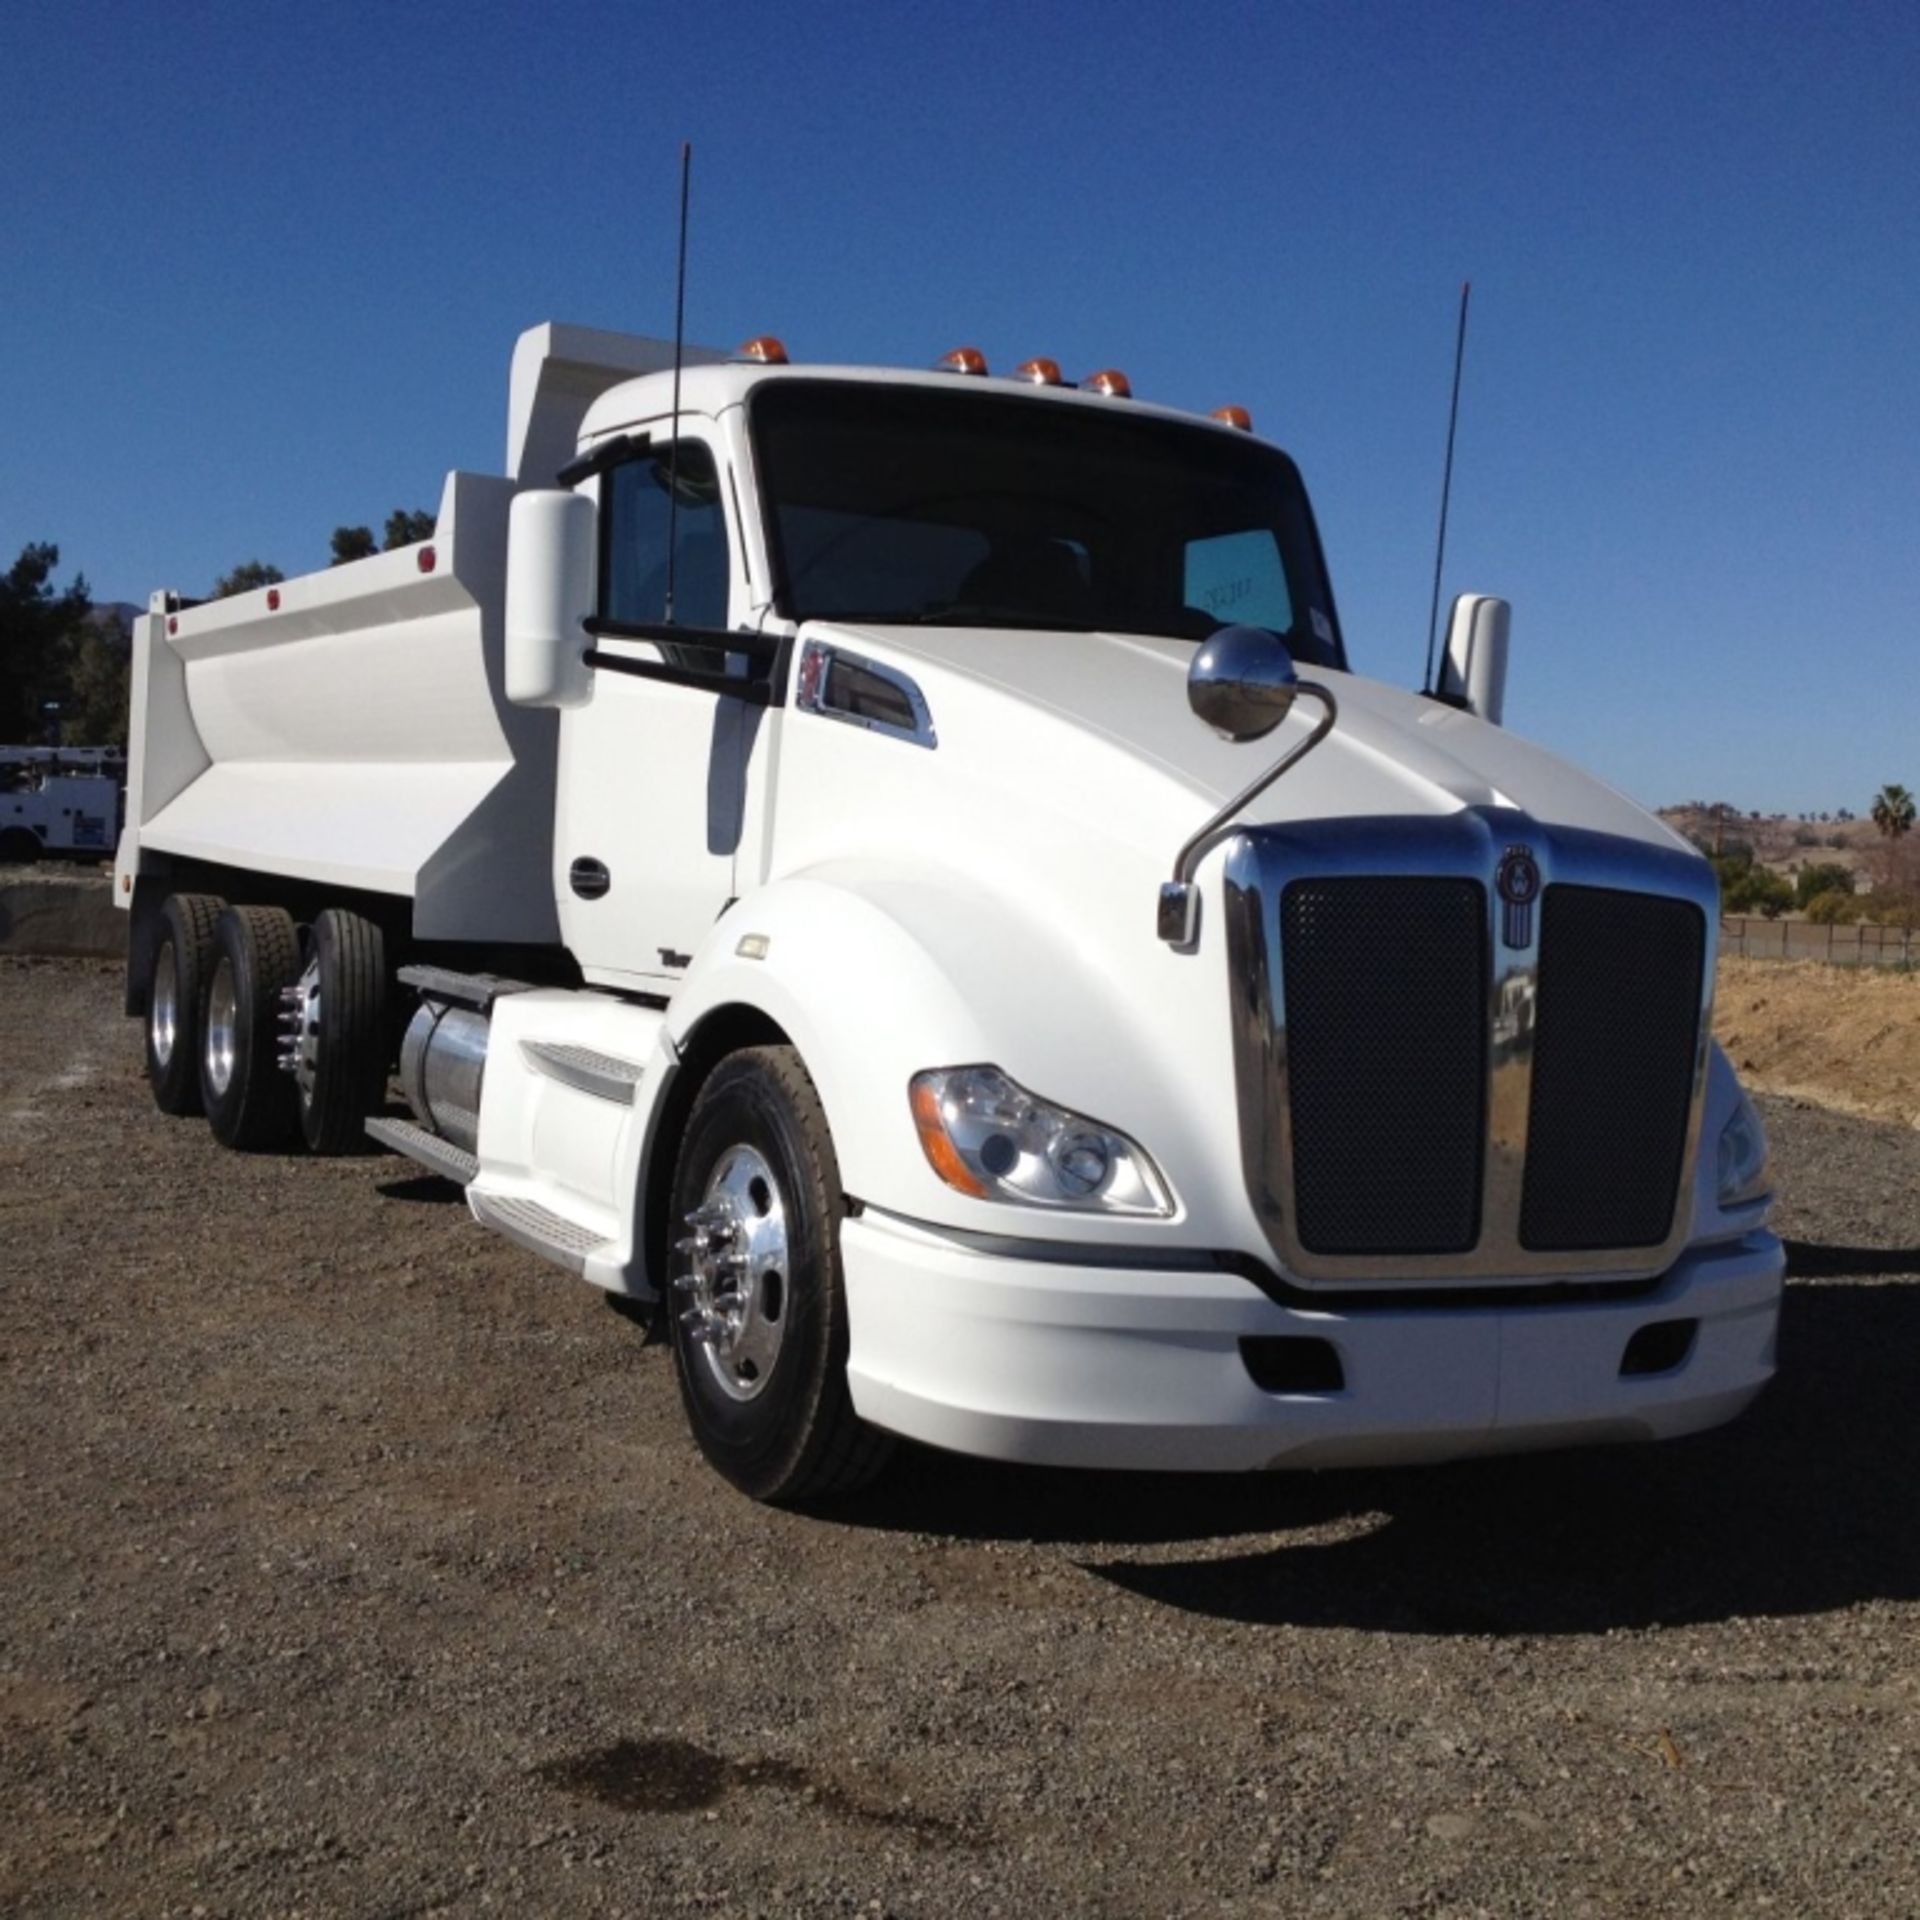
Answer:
1720;915;1916;967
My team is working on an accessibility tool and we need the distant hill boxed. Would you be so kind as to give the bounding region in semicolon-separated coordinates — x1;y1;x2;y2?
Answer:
1658;804;1880;882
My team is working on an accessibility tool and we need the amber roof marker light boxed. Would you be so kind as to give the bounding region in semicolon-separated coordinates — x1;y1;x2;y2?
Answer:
935;346;989;376
1084;368;1133;398
1211;405;1253;431
736;335;790;364
1014;357;1066;386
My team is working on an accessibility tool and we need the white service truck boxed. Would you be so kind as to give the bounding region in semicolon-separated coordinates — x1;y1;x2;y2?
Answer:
3;750;122;862
117;322;1782;1501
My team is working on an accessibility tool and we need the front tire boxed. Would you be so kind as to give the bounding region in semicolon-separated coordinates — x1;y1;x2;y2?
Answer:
200;906;302;1151
145;892;225;1115
667;1045;892;1503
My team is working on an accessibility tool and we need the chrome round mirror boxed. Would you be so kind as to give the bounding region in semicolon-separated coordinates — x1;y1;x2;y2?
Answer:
1187;624;1300;740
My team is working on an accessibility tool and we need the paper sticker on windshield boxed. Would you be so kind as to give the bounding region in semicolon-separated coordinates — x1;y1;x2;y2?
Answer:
1311;608;1333;645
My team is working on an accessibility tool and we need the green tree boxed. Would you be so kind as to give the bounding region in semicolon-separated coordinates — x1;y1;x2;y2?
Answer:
1794;862;1855;909
62;624;131;748
1748;868;1793;918
382;508;435;550
0;542;90;741
1805;889;1862;925
330;526;377;565
1710;848;1792;917
1871;783;1916;841
213;560;285;598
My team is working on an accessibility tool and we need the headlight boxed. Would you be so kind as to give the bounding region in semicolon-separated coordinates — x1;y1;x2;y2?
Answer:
909;1065;1173;1216
1716;1090;1771;1210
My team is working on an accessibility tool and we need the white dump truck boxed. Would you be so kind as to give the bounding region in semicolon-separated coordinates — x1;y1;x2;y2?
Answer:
116;322;1782;1500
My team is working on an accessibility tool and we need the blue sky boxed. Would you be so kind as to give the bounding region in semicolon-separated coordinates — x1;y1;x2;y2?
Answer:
4;0;1914;814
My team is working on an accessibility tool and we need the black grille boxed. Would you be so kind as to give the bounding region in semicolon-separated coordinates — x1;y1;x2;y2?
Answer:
1520;886;1705;1251
1281;877;1487;1255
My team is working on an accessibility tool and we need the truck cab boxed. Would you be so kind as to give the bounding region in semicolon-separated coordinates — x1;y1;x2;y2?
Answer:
116;323;1783;1502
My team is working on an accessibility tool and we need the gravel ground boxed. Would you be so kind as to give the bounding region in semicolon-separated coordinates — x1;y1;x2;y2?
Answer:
2;955;1916;1918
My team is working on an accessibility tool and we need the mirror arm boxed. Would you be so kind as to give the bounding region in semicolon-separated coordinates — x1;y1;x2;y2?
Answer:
1156;682;1338;948
582;647;778;707
581;615;779;664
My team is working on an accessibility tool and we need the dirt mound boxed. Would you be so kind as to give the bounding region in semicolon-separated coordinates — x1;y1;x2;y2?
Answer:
1715;956;1920;1127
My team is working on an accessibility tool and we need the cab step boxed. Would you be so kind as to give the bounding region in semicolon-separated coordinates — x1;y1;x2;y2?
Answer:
364;1115;479;1186
469;1189;618;1279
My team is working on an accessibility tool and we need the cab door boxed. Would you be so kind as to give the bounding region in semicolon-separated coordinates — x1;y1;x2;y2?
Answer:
555;429;766;988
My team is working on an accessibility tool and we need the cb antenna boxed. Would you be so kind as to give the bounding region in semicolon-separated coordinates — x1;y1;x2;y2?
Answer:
663;140;692;625
1421;280;1472;695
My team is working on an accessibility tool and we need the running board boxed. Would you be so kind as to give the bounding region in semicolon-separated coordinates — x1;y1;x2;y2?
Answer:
365;1115;478;1186
469;1189;617;1279
520;1039;644;1105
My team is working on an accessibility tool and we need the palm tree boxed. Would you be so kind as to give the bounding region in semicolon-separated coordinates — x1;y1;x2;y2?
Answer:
1871;783;1916;841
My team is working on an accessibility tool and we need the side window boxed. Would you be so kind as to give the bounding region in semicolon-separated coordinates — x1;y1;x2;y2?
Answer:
1183;528;1293;634
601;441;732;629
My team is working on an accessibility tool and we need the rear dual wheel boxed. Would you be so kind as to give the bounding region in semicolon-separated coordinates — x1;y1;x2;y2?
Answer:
146;892;225;1114
200;906;303;1150
144;896;389;1153
283;908;388;1155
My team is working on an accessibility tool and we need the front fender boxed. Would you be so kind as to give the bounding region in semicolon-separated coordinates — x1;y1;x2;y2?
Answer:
666;861;1220;1241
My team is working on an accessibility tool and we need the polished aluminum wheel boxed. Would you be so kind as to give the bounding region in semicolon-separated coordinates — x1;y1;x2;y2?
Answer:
150;944;179;1068
674;1143;789;1402
204;956;239;1098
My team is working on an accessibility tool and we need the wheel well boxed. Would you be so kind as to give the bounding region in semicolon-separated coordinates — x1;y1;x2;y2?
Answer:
642;1004;792;1308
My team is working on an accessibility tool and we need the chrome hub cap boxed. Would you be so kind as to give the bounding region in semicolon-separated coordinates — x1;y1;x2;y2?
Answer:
674;1144;789;1402
277;957;322;1097
204;957;239;1098
150;944;179;1067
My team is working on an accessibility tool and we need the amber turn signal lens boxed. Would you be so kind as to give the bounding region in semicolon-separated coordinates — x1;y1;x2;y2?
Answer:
1014;357;1064;386
910;1079;990;1198
1210;404;1253;431
1085;368;1132;398
935;346;989;376
737;335;790;364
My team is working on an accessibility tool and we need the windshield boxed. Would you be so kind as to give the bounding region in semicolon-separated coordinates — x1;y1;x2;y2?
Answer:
749;380;1345;669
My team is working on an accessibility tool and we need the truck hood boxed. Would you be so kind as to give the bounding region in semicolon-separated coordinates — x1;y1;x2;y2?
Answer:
821;621;1689;854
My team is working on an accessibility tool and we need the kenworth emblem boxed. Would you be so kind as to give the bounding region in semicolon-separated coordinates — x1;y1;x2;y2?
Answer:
1496;844;1541;949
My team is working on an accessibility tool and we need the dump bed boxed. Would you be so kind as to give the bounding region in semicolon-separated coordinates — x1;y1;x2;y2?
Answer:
117;322;720;946
120;469;562;941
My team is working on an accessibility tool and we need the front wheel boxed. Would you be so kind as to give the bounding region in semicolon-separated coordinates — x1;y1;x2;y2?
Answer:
666;1045;892;1503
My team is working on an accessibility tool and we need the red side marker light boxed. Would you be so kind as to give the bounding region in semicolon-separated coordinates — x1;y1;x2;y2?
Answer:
1210;405;1253;431
1085;368;1132;398
737;335;789;364
935;346;989;376
266;587;281;610
417;546;437;574
167;616;177;635
1014;357;1065;386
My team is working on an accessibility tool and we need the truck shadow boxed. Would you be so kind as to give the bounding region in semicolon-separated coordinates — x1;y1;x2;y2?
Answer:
846;1269;1920;1635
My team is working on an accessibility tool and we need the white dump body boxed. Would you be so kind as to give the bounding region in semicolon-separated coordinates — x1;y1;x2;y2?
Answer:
118;323;721;945
120;469;564;941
